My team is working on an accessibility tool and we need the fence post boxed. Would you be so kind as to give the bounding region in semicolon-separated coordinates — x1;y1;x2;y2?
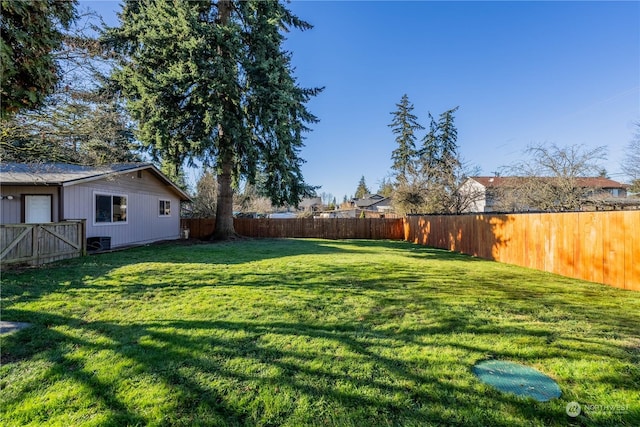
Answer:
80;219;87;256
32;224;40;265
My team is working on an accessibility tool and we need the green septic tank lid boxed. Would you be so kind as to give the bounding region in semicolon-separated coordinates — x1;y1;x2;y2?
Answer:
473;360;561;402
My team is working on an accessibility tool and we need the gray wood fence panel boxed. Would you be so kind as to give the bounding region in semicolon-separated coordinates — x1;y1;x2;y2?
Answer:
1;220;86;267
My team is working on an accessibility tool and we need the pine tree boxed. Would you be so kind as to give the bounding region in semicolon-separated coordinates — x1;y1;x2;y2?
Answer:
377;177;394;198
390;104;466;214
412;106;462;212
160;162;188;192
189;169;218;218
355;175;370;199
418;107;460;178
436;106;461;179
1;0;77;118
105;0;321;239
2;4;142;164
418;112;440;179
388;94;423;182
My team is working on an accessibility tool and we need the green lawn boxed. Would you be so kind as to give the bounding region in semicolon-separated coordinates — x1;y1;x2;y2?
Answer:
1;239;638;426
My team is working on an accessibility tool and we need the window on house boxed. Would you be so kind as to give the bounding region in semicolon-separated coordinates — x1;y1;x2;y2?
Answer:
95;194;127;223
611;189;620;197
159;199;171;216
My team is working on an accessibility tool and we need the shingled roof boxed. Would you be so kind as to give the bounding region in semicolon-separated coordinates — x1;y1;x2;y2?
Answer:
469;176;627;189
352;194;390;208
0;162;191;200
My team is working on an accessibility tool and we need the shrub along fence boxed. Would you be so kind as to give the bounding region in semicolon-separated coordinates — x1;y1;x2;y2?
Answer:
181;211;639;291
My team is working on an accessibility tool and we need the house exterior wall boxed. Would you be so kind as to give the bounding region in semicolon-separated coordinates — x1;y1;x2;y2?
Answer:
62;170;182;248
460;177;631;213
459;180;487;213
588;187;628;199
371;199;392;212
0;185;60;223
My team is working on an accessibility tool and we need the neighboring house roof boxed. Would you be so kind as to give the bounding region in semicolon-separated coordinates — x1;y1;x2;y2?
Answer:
0;162;191;201
353;194;391;208
299;197;323;209
468;176;628;190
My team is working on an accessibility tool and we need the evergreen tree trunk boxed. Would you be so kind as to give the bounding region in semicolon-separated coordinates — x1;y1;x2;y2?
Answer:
211;0;238;240
213;156;238;239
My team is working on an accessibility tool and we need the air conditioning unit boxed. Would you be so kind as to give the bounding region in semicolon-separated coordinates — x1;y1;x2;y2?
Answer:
87;236;111;251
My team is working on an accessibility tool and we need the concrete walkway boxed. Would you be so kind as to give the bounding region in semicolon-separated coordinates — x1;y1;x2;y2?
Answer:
0;321;32;335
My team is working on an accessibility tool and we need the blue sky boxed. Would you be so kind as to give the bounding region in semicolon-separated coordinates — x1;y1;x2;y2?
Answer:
81;0;639;200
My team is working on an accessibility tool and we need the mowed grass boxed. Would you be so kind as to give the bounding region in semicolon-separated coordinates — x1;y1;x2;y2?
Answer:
1;239;639;426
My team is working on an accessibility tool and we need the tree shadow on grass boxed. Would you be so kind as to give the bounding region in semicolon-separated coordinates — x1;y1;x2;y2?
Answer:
2;303;637;426
2;239;639;425
0;309;566;426
0;239;472;308
0;239;344;306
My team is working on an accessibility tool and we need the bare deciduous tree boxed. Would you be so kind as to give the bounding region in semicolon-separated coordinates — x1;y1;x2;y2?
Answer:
622;123;640;193
234;183;273;215
393;158;481;215
505;143;608;211
1;10;140;166
391;171;427;215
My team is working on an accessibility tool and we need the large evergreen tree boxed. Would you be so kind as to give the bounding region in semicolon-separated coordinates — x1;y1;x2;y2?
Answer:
388;94;422;182
435;106;460;179
390;103;470;214
419;107;460;177
419;112;440;179
377;177;394;198
1;0;77;118
413;106;464;212
1;4;142;165
105;0;321;239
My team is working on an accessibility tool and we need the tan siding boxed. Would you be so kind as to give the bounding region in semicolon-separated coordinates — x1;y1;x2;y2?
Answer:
63;172;182;248
0;186;22;223
0;186;59;223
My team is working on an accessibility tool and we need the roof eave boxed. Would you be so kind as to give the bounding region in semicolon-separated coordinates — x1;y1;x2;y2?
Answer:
59;164;191;201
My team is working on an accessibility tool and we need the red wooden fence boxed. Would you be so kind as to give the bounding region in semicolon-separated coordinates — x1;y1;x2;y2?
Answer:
181;211;639;291
181;217;405;240
404;211;639;291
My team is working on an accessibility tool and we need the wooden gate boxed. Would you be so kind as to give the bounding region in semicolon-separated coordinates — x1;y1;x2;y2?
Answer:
0;220;86;266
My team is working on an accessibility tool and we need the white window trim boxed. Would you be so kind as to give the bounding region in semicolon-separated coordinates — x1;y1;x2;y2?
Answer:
158;198;172;217
93;191;129;226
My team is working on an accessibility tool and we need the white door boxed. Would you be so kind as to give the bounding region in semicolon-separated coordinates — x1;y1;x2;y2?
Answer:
25;195;52;223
